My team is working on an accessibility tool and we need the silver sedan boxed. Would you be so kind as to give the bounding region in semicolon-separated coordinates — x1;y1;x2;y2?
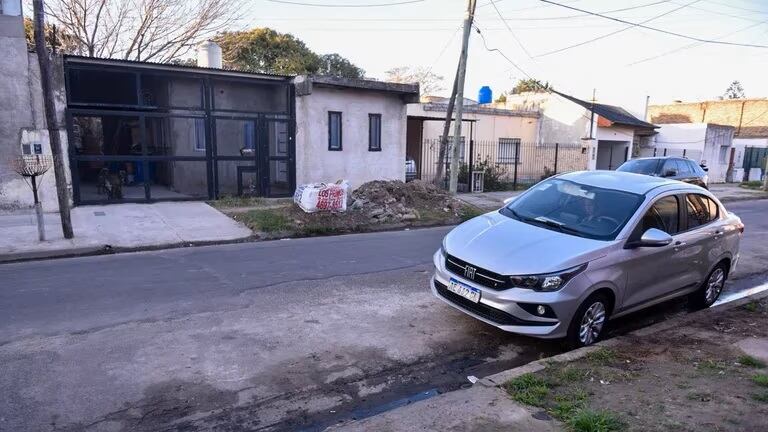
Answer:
432;171;743;347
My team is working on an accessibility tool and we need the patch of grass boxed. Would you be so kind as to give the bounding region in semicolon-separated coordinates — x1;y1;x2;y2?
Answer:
738;355;767;369
566;409;625;432
752;373;768;387
585;348;616;366
740;181;764;190
209;195;263;209
697;359;727;372
745;301;760;312
551;390;589;421
504;373;550;407
552;365;590;385
751;391;768;403
237;209;292;233
457;205;485;222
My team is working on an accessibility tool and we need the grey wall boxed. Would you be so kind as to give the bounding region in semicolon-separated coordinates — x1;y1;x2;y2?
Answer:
0;12;70;211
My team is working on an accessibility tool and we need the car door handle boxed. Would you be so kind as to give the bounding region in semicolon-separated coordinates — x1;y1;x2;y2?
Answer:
713;230;723;238
674;241;687;250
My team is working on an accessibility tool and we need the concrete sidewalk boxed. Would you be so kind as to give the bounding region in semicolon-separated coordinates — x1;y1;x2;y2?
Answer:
332;282;768;432
0;202;252;262
458;182;768;210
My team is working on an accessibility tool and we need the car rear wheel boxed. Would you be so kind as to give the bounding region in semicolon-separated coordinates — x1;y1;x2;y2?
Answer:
689;263;727;309
566;293;610;349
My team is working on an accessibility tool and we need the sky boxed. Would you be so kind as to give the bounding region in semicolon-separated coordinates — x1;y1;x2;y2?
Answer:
242;0;768;116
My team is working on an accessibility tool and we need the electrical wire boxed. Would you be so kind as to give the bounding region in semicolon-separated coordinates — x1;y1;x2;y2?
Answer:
489;0;674;22
534;0;700;58
488;0;533;59
265;0;424;7
627;18;768;66
538;0;768;48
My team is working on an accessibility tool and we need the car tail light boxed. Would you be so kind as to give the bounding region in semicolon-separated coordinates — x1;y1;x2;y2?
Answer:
737;222;744;235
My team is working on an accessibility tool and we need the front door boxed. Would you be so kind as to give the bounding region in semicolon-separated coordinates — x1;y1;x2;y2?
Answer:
261;120;293;197
621;194;693;310
214;117;294;198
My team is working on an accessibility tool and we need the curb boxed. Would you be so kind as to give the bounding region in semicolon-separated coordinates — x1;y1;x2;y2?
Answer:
477;287;768;388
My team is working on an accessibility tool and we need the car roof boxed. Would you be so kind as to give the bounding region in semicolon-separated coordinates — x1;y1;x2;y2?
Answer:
629;156;689;161
556;170;685;195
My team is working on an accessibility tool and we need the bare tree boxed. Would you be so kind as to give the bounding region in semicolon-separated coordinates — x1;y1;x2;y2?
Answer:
385;66;445;97
44;0;241;62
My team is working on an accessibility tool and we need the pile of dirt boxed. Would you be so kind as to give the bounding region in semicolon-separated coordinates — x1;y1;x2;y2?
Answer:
349;180;461;222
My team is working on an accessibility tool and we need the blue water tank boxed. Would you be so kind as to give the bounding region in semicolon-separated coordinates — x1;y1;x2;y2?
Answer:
478;86;493;104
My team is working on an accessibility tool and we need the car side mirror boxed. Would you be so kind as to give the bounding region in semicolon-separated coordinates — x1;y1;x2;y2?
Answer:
700;165;709;172
663;169;677;177
629;228;673;248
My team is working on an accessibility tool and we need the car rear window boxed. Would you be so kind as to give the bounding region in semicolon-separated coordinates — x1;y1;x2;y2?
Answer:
617;159;660;175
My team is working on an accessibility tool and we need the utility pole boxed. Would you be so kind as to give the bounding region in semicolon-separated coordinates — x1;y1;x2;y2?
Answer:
32;0;74;238
433;64;460;187
644;95;650;121
448;0;477;194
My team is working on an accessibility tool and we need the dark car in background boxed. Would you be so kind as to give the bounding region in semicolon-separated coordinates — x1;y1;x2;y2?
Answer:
617;157;709;189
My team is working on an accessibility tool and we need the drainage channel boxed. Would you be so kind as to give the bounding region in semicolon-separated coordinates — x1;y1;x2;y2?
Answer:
291;273;768;432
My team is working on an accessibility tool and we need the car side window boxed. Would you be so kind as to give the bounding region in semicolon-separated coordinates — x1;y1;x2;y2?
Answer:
661;160;678;177
686;160;701;175
638;196;679;235
675;160;691;176
685;194;718;229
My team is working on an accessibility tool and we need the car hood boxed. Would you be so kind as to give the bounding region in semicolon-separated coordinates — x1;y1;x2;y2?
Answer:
444;211;611;275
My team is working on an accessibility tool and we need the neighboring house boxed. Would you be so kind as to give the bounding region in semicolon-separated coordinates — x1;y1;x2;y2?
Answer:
638;123;735;183
295;76;418;190
1;28;418;206
649;99;768;181
405;101;542;182
501;91;658;171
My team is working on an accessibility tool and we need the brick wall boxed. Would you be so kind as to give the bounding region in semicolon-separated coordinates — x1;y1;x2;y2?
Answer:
648;99;768;138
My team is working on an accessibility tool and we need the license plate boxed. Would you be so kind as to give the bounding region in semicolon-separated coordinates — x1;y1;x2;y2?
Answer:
448;278;481;303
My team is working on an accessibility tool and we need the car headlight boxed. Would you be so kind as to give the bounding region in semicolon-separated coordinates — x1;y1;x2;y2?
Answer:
509;264;587;292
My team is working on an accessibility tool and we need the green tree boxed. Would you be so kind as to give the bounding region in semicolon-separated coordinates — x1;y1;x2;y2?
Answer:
511;78;551;94
24;17;82;54
319;53;365;79
215;28;364;77
724;80;745;99
495;92;508;103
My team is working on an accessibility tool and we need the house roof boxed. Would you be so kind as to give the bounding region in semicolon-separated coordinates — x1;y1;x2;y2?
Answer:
300;75;419;95
553;90;658;129
63;55;291;81
419;103;540;118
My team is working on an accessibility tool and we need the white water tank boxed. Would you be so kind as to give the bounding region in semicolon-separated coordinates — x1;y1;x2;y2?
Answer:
197;40;222;69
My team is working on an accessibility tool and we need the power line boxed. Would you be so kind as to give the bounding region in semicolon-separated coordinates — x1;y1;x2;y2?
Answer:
489;0;533;58
538;0;768;48
702;0;768;15
265;0;424;7
627;18;768;65
534;0;698;58
491;0;674;22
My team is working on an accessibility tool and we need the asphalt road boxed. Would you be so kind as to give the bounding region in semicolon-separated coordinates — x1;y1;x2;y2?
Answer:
1;199;767;432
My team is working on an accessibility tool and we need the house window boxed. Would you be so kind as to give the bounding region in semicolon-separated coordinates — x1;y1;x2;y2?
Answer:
243;122;255;150
328;111;342;151
194;118;206;151
369;114;382;151
498;138;521;164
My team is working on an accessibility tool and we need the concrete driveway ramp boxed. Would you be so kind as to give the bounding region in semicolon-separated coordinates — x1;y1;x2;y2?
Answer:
736;337;768;364
329;385;559;432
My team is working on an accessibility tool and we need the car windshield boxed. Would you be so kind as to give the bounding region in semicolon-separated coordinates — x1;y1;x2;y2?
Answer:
501;178;644;240
616;159;660;175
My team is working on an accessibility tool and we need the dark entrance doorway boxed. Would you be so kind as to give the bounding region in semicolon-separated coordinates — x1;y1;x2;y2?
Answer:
64;57;295;205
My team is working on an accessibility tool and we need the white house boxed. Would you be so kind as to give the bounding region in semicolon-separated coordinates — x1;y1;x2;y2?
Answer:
639;123;735;183
294;75;418;190
500;91;658;171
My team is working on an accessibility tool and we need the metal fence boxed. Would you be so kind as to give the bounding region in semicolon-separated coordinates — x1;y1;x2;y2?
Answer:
637;146;703;161
416;139;589;192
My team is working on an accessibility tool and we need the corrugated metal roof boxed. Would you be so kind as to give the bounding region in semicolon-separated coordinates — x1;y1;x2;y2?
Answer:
63;55;292;81
553;90;658;129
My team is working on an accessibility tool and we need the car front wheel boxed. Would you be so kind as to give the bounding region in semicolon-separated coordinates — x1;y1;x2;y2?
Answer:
566;293;610;349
